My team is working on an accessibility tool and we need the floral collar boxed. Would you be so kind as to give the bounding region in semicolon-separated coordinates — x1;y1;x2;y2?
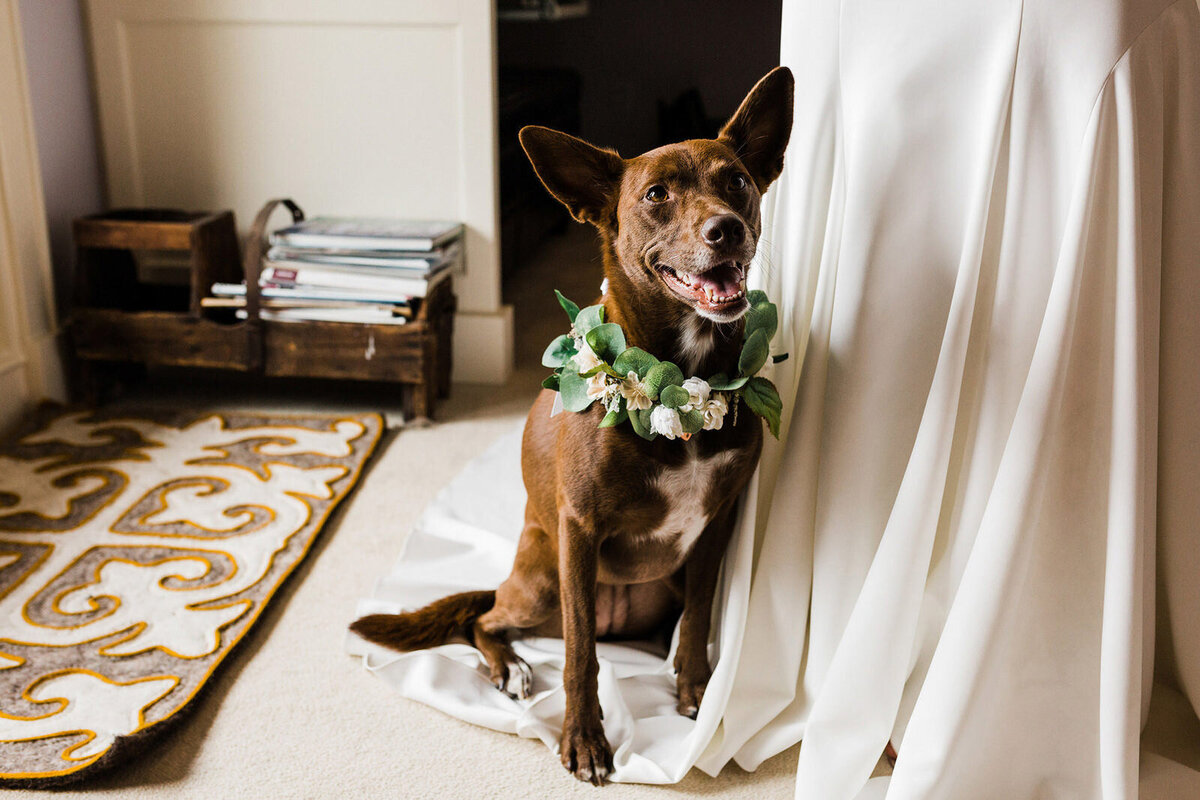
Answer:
541;290;783;441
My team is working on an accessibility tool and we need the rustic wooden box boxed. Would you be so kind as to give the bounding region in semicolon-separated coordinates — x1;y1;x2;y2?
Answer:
67;201;454;419
70;209;254;369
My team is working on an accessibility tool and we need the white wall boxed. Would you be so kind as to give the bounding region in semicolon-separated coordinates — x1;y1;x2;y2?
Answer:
84;0;512;383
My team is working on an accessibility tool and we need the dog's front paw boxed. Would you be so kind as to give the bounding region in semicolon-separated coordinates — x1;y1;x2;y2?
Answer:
560;721;613;785
676;670;710;719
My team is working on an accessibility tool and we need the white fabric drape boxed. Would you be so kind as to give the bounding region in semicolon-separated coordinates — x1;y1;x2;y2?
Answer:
349;0;1200;795
706;0;1200;797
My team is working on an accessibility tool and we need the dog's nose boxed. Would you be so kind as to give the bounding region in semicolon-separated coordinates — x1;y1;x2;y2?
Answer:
701;214;746;250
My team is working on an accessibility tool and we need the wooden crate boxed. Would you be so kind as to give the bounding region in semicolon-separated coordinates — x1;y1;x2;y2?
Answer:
67;200;454;419
70;209;255;370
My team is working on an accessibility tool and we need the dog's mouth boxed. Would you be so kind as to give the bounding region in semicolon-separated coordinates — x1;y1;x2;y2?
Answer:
655;261;749;319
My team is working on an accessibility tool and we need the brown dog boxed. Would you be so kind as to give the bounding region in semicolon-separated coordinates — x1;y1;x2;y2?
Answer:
352;66;794;784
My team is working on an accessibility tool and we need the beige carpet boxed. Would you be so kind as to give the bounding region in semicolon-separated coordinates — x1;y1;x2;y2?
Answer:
17;226;1197;798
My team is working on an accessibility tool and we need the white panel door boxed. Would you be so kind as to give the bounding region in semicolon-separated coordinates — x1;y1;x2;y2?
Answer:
84;0;511;382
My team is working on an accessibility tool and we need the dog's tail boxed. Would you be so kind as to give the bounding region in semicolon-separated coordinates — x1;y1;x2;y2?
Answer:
349;590;495;651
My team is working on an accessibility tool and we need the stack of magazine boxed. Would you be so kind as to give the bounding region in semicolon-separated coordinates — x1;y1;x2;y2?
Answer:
206;218;464;325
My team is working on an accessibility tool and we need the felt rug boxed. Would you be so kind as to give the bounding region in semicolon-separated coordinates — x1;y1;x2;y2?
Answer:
0;407;383;785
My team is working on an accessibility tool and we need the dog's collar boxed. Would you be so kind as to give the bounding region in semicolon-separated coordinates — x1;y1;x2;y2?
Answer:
541;289;784;441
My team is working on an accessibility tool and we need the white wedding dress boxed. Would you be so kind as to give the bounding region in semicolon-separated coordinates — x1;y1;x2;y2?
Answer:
350;1;1200;796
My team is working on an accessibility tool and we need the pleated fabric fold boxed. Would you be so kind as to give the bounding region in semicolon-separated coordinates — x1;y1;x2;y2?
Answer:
702;1;1200;797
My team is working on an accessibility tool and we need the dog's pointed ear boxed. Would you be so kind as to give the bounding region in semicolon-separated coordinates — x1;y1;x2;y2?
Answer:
519;126;624;227
719;66;794;191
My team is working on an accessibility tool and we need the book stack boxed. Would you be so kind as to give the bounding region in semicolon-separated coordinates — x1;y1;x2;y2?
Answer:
206;218;464;325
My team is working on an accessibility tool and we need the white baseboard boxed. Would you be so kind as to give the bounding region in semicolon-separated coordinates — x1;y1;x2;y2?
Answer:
0;333;63;435
0;353;32;435
452;306;513;384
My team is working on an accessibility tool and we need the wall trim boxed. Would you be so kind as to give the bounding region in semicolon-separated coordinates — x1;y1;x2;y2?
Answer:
0;0;65;424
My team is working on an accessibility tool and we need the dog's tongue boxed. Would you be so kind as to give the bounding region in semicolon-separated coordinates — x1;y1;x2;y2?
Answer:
697;263;744;297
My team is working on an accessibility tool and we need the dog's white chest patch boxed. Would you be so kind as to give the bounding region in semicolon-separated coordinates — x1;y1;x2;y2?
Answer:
678;317;716;375
650;451;739;554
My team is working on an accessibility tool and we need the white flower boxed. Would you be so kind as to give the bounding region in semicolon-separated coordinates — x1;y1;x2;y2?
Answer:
620;371;653;411
585;372;610;401
599;382;623;412
679;377;711;412
650;404;684;439
701;393;729;430
573;337;603;373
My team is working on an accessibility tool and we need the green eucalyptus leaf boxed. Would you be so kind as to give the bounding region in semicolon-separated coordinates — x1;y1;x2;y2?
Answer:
541;334;577;368
585;322;626;363
644;361;685;399
627;408;657;440
559;369;596;412
746;289;769;308
554;289;580;323
612;347;659;378
738;328;770;377
580;362;622;378
660;384;690;409
680;407;705;434
707;372;749;391
574;304;605;337
744;375;783;438
542;372;560;391
598;400;628;428
744;299;778;342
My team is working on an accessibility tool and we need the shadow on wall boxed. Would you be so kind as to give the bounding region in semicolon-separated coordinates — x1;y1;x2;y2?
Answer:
17;0;105;315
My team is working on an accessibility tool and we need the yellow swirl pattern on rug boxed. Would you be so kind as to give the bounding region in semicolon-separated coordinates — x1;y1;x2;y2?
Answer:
0;409;383;783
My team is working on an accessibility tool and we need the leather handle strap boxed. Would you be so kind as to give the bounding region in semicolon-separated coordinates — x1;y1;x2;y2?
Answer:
242;198;304;369
244;198;304;321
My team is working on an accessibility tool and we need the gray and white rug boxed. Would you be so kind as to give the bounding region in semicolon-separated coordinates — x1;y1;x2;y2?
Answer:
0;407;382;784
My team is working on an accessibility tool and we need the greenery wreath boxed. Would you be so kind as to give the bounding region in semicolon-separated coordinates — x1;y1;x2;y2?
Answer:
541;290;783;441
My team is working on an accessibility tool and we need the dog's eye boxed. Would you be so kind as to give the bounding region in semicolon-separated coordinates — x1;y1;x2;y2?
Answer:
730;173;749;191
644;185;668;203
